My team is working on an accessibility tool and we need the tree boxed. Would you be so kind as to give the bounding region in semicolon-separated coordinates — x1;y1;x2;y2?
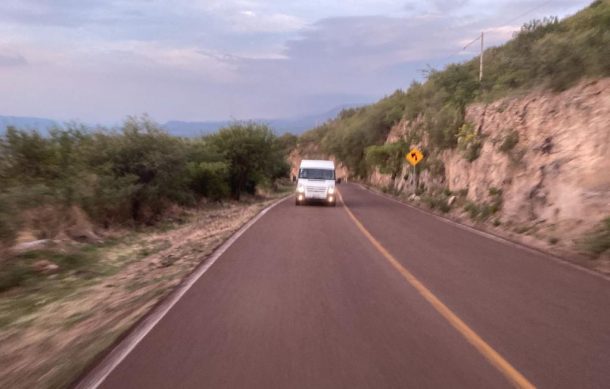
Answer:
209;122;286;200
91;116;191;222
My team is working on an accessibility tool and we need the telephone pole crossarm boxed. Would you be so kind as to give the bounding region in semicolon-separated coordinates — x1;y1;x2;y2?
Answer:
479;31;484;82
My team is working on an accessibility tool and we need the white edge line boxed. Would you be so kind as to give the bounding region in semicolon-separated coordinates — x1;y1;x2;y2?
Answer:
356;183;610;282
77;195;292;389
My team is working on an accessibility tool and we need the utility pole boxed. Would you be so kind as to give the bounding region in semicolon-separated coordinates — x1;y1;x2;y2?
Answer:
462;31;485;83
479;31;484;82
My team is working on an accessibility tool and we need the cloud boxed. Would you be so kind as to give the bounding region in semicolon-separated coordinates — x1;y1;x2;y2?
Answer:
0;0;122;27
229;11;306;33
0;0;595;123
432;0;470;10
0;53;27;67
278;14;468;72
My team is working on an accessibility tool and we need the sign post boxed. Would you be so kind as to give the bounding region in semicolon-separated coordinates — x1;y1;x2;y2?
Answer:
406;148;424;192
406;148;423;167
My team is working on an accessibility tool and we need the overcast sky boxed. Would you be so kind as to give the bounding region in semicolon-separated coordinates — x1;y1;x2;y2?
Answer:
0;0;592;124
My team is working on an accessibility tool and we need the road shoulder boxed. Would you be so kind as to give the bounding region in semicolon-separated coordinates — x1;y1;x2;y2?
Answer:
0;195;289;389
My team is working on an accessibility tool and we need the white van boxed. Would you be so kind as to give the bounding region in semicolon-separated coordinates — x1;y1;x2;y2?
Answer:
295;160;337;206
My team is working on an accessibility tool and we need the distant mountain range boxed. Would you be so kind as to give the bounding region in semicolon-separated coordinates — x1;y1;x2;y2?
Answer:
162;105;358;136
0;104;360;137
0;115;59;134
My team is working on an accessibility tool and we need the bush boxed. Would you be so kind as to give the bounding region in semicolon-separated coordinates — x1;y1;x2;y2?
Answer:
426;104;462;149
0;262;34;292
583;217;610;257
464;188;503;221
464;202;481;219
98;118;193;221
365;141;409;180
499;130;519;153
488;187;503;196
187;161;230;200
0;118;291;236
427;196;451;213
208;122;289;200
0;194;19;247
457;123;483;162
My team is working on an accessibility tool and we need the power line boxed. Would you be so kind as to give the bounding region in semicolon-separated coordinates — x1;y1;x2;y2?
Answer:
417;0;557;82
454;0;556;82
501;0;554;27
456;0;555;56
462;35;482;51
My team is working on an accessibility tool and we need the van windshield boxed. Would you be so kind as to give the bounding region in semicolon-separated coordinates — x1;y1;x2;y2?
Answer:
299;168;335;180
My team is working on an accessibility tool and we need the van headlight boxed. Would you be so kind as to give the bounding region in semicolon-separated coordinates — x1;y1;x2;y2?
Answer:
328;187;335;195
297;186;305;193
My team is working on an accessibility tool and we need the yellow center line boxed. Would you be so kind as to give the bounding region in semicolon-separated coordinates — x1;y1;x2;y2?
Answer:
336;190;535;389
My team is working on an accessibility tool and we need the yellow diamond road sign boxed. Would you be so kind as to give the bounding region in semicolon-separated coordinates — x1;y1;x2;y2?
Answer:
406;148;424;166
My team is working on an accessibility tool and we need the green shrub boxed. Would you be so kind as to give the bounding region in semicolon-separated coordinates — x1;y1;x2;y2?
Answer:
0;262;34;292
187;161;230;200
423;193;451;213
499;130;519;153
92;117;193;221
464;188;503;221
457;123;483;162
365;141;409;180
488;187;503;196
583;217;610;256
209;122;288;199
425;104;462;150
0;118;291;233
464;202;481;219
422;188;454;213
0;194;19;247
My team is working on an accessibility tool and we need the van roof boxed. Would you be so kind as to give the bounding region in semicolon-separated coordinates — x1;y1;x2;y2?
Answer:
299;159;335;169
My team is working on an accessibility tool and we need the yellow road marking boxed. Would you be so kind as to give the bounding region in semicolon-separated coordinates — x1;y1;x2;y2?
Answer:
336;190;535;389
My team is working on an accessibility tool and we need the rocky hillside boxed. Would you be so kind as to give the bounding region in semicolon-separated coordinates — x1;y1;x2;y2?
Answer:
295;1;610;264
368;78;610;262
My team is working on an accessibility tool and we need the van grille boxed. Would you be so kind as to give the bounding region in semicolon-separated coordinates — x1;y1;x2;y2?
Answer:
306;186;327;196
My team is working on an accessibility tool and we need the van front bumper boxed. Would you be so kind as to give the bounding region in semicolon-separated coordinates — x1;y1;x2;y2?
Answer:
296;193;335;204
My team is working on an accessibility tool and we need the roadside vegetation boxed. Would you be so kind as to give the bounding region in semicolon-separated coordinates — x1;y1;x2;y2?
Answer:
463;187;504;222
0;117;293;387
298;0;610;178
0;117;291;252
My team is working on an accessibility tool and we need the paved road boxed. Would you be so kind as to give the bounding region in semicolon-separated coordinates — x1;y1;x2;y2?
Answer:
86;183;610;389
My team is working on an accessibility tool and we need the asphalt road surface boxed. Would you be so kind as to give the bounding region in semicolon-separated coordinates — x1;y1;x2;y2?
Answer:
83;183;610;389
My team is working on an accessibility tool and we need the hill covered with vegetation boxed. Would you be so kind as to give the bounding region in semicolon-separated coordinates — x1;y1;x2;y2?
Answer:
300;0;610;177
